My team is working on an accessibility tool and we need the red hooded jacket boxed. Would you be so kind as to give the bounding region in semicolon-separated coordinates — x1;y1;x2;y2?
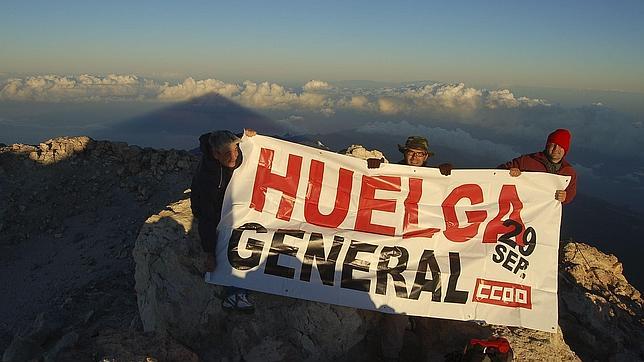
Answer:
499;151;577;204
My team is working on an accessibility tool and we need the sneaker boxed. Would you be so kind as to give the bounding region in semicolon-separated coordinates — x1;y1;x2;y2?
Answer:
222;292;255;313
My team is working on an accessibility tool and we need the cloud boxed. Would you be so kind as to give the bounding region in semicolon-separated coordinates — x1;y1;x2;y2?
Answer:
377;97;406;114
0;74;158;102
484;89;549;109
303;80;332;91
348;95;371;110
0;75;549;115
0;74;336;114
157;77;240;101
616;169;644;183
357;120;519;161
335;83;549;117
274;115;307;134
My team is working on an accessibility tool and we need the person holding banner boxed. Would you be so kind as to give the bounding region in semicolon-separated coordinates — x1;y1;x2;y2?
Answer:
190;128;257;312
367;135;453;176
499;128;577;204
369;135;453;361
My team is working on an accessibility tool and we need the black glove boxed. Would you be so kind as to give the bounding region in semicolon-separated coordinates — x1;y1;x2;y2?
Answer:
438;163;453;176
367;158;384;169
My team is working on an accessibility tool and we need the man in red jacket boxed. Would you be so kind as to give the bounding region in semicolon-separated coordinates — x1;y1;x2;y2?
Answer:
499;129;577;204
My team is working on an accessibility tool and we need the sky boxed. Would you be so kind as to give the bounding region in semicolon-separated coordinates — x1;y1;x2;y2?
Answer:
1;0;643;92
1;0;644;213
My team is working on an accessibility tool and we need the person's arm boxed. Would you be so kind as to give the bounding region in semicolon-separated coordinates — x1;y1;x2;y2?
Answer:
197;184;223;272
190;175;202;219
497;156;521;170
193;173;223;254
498;157;522;177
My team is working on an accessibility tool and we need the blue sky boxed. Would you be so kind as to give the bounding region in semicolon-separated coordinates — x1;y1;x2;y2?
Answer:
1;0;643;92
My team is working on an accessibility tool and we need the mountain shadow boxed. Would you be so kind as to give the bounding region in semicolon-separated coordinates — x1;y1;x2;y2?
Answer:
95;93;287;150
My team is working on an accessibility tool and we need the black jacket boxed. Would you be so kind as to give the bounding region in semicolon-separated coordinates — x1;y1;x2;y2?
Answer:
190;133;238;253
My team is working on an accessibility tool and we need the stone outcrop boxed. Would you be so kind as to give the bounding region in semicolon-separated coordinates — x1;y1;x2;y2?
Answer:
0;136;200;360
1;136;196;175
559;242;644;361
342;144;388;162
1;311;84;362
0;136;198;243
133;198;375;361
59;329;199;362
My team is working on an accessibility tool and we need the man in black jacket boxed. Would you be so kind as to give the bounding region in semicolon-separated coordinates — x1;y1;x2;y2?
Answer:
190;129;256;312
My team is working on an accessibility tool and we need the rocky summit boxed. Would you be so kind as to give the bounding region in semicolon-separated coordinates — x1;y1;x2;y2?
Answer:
1;136;642;361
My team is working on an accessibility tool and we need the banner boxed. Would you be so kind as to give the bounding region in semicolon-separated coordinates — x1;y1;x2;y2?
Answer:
206;135;570;332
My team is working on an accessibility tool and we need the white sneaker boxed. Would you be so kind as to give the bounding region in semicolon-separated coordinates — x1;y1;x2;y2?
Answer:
222;292;254;312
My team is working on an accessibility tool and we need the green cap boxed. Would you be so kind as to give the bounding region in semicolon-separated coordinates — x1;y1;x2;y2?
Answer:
398;136;434;156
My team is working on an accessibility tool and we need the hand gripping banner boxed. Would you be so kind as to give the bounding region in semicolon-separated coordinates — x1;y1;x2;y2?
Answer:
205;135;570;332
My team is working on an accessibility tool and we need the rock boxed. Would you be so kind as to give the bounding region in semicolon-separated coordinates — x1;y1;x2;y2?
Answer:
134;198;375;361
492;326;579;361
2;312;64;362
558;242;644;361
342;144;388;162
83;310;94;324
24;312;65;346
1;335;42;362
57;329;199;362
42;331;79;362
24;136;93;165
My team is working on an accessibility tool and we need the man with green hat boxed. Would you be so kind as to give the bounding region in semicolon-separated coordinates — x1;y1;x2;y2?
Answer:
368;135;453;361
367;135;453;175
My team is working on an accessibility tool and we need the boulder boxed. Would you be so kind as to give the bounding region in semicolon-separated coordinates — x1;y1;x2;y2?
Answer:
28;136;92;164
133;198;375;361
56;329;199;362
559;242;644;361
342;144;388;162
2;312;65;362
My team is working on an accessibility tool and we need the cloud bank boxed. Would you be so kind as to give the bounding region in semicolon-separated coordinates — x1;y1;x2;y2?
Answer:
0;74;547;117
3;73;641;164
0;74;159;102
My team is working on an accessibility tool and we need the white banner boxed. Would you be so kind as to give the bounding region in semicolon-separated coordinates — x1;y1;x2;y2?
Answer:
206;135;570;332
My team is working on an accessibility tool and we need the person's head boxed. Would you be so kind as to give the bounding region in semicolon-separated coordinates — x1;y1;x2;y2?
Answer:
208;130;240;168
398;136;433;167
545;129;571;163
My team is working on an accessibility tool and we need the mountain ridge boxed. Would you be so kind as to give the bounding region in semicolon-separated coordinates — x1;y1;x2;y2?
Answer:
1;136;642;361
